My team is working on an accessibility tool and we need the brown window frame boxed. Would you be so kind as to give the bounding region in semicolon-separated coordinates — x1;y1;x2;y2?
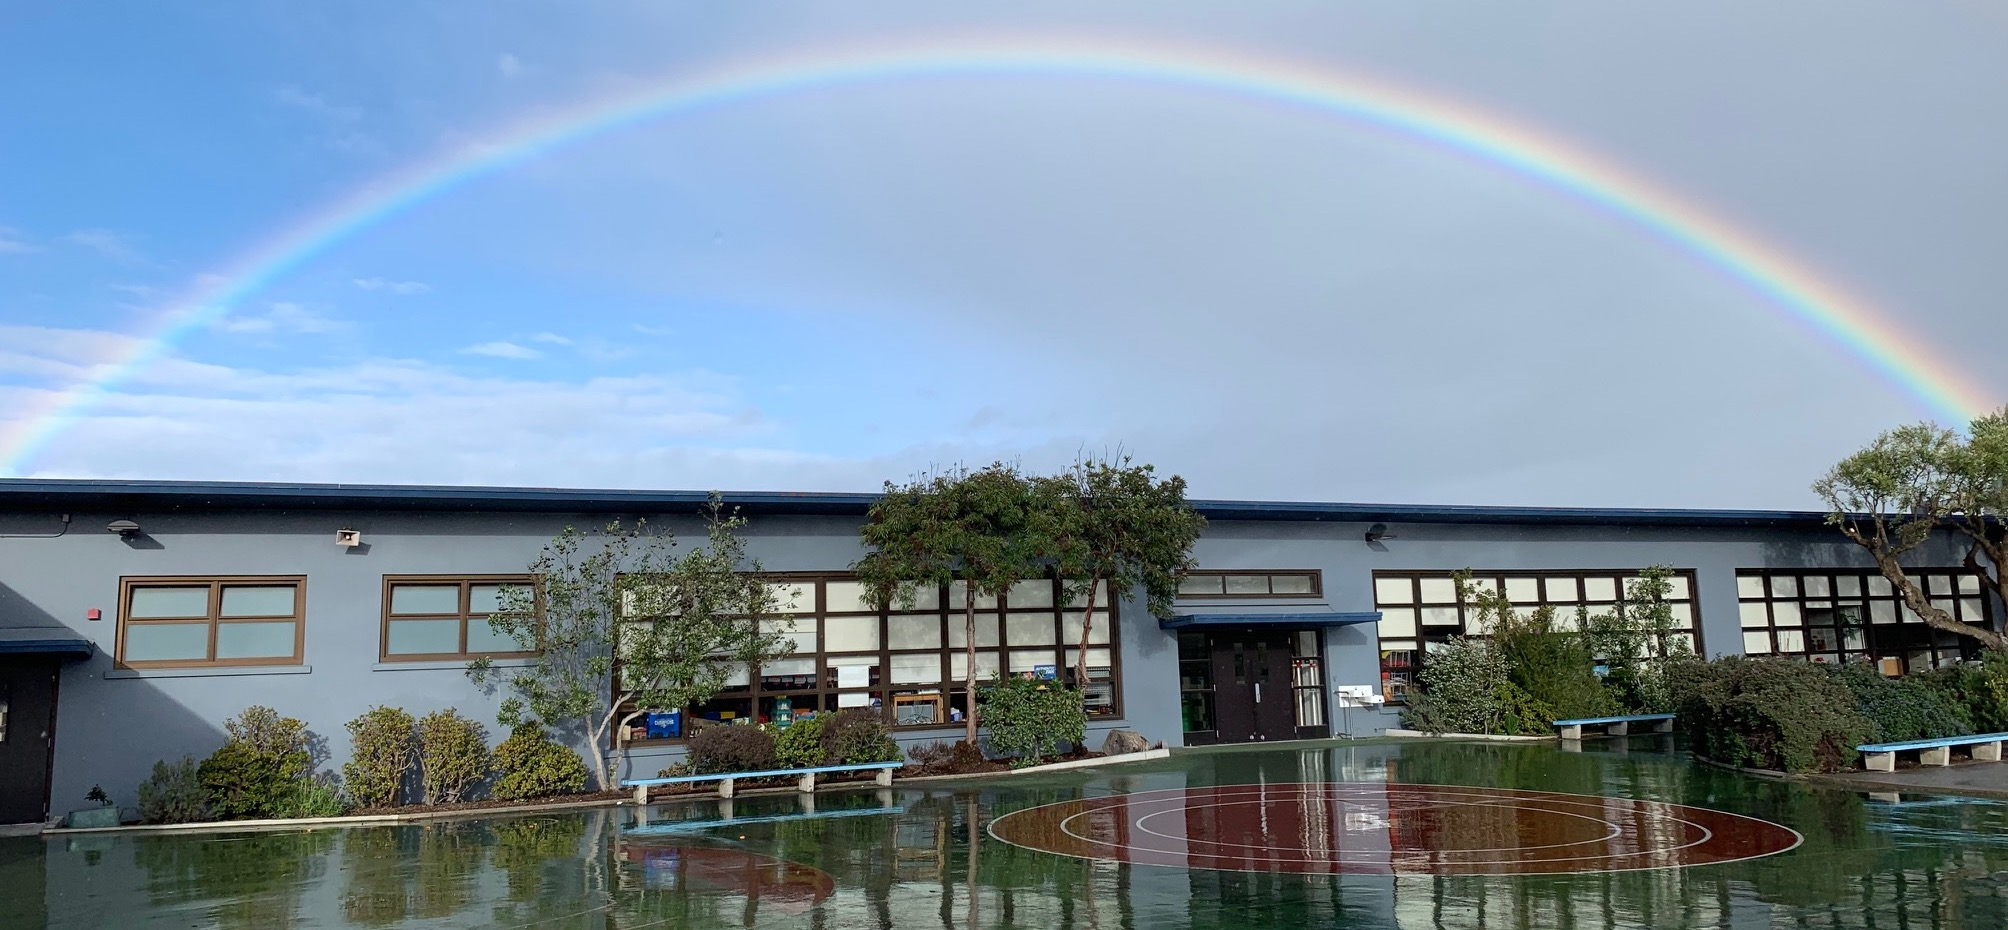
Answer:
116;576;307;670
615;572;1123;745
1175;569;1324;599
380;574;542;663
1734;568;1993;673
1370;568;1704;704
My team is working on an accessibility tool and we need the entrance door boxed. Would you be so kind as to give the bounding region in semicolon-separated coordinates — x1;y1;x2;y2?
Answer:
1209;632;1298;742
0;658;59;824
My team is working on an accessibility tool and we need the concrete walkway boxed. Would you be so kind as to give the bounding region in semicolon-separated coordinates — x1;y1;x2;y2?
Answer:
1813;760;2008;801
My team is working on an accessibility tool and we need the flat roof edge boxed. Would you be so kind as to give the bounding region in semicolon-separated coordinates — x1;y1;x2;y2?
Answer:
0;478;1835;527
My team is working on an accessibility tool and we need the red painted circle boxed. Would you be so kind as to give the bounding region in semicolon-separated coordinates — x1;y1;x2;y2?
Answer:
987;783;1801;875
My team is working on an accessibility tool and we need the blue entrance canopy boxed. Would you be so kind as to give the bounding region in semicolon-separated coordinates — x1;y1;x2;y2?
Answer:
1158;608;1381;630
0;626;95;658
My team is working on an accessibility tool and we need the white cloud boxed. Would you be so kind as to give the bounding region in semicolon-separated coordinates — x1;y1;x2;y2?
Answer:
0;323;803;488
272;84;362;122
632;324;674;337
497;53;522;77
0;227;37;254
463;341;541;360
352;277;431;295
530;332;572;345
214;302;346;336
63;229;148;265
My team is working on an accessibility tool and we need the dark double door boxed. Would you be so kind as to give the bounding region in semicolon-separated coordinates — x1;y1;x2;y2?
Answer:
1210;632;1297;743
0;658;59;824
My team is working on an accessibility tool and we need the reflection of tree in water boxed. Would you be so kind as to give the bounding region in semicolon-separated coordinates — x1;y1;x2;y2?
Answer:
132;829;334;930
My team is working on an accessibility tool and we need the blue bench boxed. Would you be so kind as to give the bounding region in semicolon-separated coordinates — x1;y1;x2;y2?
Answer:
1857;732;2008;773
622;761;902;803
1553;713;1676;741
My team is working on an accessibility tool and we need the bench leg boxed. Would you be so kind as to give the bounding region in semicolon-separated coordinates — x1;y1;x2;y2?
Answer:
1607;722;1629;737
797;772;817;793
634;784;650;805
1654;718;1674;734
1865;751;1895;772
1921;747;1951;767
876;768;894;788
1974;741;2003;763
718;777;737;799
1559;725;1582;741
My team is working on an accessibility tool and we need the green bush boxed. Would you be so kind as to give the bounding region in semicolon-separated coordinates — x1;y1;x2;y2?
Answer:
280;774;349;818
980;677;1085;765
820;709;903;765
1495;680;1556;736
1493;610;1619;723
137;757;211;824
1832;662;1970;743
418;709;491;804
1404;638;1511;735
1671;656;1875;773
1920;650;2008;734
343;706;416;809
687;723;777;774
198;706;313;819
771;716;829;768
490;725;589;801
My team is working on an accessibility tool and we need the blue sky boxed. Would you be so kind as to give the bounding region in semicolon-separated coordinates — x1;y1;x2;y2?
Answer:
4;1;2006;506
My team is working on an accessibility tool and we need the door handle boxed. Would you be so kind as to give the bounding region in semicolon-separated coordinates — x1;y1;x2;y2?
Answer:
1254;683;1261;703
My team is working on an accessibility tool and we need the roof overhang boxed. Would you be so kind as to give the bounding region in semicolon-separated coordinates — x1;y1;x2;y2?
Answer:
0;626;95;659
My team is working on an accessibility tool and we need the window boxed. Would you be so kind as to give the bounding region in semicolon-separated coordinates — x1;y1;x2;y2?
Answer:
621;575;1119;742
118;577;305;668
1736;569;1990;673
1371;569;1702;702
381;576;538;661
1177;570;1323;598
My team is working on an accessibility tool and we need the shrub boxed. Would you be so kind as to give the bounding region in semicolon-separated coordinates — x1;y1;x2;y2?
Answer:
490;725;589;801
418;709;491;805
980;677;1085;765
771;716;829;769
137;757;211;824
1495;680;1556;736
1404;638;1511;735
1831;662;1970;743
1671;656;1875;773
821;708;903;765
1920;651;2008;734
687;724;776;775
907;740;986;775
280;773;350;818
1492;608;1619;723
199;705;313;819
343;706;416;809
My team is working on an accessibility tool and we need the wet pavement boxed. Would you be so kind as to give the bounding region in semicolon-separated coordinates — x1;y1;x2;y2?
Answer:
5;738;2007;929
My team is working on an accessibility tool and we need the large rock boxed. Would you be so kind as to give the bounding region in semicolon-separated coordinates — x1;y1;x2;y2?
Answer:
1101;729;1151;756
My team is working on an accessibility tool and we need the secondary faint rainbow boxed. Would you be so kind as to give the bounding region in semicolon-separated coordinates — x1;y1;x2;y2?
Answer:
4;36;1995;474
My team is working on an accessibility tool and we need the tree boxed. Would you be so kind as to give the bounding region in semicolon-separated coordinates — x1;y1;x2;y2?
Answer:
470;496;795;789
1036;456;1207;690
1813;410;2008;652
854;463;1045;745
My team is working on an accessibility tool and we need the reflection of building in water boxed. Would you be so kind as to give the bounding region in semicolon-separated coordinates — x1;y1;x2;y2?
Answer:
619;840;835;916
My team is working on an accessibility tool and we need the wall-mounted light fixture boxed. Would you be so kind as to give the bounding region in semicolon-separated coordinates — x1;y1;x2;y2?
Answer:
105;519;142;539
335;528;363;548
1364;523;1397;545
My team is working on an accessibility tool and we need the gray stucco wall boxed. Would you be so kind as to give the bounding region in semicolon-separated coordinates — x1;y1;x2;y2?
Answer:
0;503;1993;818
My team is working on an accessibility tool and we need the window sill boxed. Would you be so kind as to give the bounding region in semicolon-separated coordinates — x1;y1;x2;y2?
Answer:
106;665;313;680
373;658;537;673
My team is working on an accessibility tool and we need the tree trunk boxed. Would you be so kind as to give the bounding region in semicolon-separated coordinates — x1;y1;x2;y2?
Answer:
1872;551;2008;651
1075;579;1100;693
965;580;979;745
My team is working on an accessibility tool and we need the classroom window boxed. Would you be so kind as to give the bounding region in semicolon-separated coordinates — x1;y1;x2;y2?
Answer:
1735;569;1992;674
118;577;305;668
381;576;539;661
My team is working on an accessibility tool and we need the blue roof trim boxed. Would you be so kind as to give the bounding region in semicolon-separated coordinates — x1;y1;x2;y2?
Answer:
1159;611;1382;630
0;478;1836;527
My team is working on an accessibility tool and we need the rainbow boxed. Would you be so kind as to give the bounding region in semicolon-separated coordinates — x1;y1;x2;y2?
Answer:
3;36;1995;474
